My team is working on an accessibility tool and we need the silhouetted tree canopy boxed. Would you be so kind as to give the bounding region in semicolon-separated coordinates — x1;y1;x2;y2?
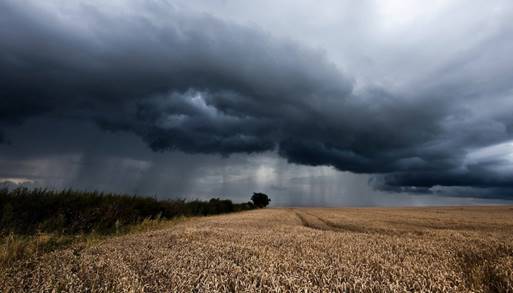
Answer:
251;192;271;208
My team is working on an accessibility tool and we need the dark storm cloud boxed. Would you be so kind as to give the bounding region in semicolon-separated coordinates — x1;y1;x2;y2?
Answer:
1;0;513;197
0;0;350;151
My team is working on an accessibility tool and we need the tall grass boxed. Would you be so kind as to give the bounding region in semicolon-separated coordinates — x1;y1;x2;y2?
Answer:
0;188;255;264
0;188;255;235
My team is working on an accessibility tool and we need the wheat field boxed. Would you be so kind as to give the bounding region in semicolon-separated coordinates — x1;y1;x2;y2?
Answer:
2;206;513;292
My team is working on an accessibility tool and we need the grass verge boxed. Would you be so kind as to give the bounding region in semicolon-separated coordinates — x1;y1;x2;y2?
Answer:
0;216;189;266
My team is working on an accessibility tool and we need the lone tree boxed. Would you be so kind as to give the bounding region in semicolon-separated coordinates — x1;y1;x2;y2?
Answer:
251;192;271;208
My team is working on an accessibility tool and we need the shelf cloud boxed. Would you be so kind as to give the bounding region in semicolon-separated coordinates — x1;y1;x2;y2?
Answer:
2;0;513;200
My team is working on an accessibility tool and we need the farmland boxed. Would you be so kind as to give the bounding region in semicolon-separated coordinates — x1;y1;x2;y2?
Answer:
2;206;513;292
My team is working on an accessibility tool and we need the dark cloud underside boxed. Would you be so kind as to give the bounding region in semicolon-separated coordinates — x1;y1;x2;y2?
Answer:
1;0;513;198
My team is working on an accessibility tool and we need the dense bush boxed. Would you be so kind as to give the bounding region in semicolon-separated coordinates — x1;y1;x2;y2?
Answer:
0;188;255;235
251;192;271;208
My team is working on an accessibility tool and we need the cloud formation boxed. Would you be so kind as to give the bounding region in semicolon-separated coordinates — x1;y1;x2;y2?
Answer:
1;0;513;198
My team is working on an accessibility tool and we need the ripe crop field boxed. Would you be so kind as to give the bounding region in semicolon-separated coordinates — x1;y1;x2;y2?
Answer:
2;206;513;292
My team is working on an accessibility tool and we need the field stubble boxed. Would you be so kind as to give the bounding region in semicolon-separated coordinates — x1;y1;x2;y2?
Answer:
1;206;513;292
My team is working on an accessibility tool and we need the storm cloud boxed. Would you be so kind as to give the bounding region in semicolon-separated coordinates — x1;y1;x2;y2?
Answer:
1;0;513;199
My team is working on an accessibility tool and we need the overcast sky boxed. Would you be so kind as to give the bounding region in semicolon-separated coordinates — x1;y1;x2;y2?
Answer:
1;0;513;206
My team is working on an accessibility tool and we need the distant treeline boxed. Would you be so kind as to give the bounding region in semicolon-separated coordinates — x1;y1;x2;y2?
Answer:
0;188;255;235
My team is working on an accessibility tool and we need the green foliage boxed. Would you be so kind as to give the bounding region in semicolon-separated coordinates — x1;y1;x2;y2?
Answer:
251;192;271;208
0;188;255;235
